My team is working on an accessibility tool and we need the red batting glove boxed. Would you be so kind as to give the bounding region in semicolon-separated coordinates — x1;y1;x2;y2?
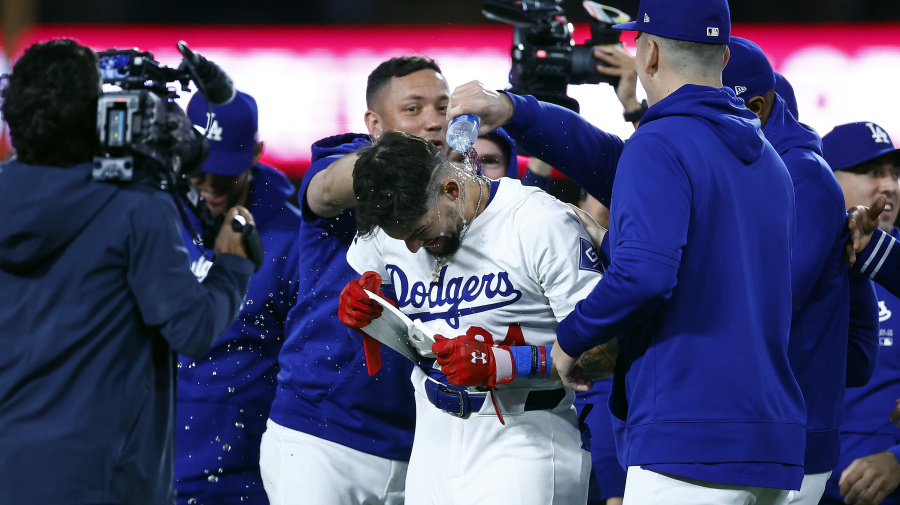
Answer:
338;271;385;329
432;334;515;387
338;271;386;376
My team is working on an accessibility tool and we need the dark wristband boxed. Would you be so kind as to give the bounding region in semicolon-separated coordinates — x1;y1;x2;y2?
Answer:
623;99;648;123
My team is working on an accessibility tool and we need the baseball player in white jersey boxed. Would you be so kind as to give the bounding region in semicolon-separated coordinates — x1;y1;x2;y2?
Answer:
339;130;608;504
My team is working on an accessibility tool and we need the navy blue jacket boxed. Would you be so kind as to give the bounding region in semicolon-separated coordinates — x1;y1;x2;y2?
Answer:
505;87;807;489
175;164;301;505
0;161;253;505
764;95;879;473
269;134;416;461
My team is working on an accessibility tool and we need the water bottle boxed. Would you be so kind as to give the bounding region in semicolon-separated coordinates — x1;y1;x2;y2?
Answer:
446;114;480;154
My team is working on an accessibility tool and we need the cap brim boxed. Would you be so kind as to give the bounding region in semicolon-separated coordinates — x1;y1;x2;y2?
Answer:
612;21;639;31
832;146;900;172
201;149;255;177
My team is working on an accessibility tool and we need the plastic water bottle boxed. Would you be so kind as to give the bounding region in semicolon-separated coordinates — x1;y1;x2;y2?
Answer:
446;114;480;154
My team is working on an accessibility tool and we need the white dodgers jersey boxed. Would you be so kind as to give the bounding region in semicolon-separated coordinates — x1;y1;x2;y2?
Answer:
347;178;604;389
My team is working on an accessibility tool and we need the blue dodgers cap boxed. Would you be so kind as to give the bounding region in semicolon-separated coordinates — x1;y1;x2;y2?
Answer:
612;0;730;44
774;72;799;119
722;37;775;100
822;122;900;171
186;90;259;176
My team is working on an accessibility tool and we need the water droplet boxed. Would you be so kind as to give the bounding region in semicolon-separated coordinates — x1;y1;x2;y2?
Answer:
235;422;245;428
184;425;190;430
218;467;224;474
212;371;217;376
228;386;235;393
223;444;232;451
208;475;219;483
215;436;220;442
188;499;197;504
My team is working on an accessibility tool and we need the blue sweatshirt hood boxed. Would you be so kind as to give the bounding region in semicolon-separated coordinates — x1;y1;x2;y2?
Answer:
0;161;118;274
762;94;823;157
642;84;766;164
487;127;520;179
311;133;371;163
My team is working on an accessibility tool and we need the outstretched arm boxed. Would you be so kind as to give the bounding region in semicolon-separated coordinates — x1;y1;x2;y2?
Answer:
448;81;625;206
432;333;617;388
305;152;360;219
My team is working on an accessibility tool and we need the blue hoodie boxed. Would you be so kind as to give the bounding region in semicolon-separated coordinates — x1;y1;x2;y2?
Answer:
823;228;900;504
175;164;302;505
268;134;416;461
763;95;880;474
0;161;252;505
550;85;806;489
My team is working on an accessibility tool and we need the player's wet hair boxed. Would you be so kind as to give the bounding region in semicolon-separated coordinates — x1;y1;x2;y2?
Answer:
365;55;442;111
354;129;454;237
1;39;101;166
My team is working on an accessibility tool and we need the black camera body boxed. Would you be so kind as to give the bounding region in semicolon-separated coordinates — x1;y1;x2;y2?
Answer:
483;0;629;112
92;44;263;266
94;48;208;184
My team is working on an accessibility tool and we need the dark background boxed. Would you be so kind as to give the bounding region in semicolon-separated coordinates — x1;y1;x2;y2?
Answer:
36;0;900;24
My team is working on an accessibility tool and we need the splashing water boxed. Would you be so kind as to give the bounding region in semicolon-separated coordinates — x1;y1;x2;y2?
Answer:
462;146;482;176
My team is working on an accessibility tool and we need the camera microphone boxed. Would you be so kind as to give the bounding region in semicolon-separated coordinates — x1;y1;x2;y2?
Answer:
176;41;236;105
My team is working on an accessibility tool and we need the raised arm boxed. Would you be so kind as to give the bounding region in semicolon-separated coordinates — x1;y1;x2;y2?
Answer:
305;151;360;219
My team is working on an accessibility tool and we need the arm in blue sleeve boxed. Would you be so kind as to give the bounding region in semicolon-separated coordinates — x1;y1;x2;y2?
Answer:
788;163;845;310
503;92;624;206
129;194;254;359
846;268;879;387
520;169;552;191
855;228;900;299
556;134;686;355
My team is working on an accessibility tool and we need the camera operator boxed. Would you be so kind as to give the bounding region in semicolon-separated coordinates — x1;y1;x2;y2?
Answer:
0;38;255;505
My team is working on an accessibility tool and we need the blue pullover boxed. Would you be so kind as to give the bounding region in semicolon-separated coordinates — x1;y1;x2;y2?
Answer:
175;164;302;505
505;87;806;489
268;134;416;461
763;95;879;473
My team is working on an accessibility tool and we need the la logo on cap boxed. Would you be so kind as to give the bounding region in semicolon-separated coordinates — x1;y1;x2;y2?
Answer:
735;86;747;95
204;112;224;142
707;27;720;37
866;122;891;144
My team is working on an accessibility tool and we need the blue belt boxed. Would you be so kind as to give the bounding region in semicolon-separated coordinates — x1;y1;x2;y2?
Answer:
423;378;566;418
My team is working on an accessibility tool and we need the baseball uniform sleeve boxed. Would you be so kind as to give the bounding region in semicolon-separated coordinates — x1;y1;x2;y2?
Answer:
846;268;880;387
516;196;604;322
855;228;900;298
346;228;389;282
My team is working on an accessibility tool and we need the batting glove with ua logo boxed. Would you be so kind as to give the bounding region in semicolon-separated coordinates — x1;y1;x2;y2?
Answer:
432;334;515;387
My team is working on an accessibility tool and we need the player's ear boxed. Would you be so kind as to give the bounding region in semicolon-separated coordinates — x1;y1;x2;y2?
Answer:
644;38;660;77
364;110;383;140
442;179;461;201
745;96;766;119
251;141;265;165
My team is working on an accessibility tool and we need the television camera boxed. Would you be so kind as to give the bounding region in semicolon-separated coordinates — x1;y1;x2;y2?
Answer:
483;0;630;112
